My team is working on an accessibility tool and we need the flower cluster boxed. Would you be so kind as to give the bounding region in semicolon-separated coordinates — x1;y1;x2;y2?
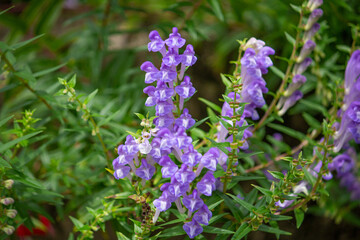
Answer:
334;50;360;152
329;149;360;200
277;1;323;115
112;28;218;238
217;38;274;170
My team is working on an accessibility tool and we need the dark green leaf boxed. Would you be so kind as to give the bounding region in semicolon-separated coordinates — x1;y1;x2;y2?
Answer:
207;0;225;21
231;223;252;240
284;32;295;45
199;97;221;113
203;226;234;234
227;193;256;212
258;224;291;235
0;131;42;153
294;208;305;229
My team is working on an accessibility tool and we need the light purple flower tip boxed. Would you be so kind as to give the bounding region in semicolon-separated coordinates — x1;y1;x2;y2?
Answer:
162;48;182;67
175;108;196;129
168;177;189;197
196;171;216;196
141;61;162;84
114;165;131;179
182;44;197;66
175;76;196;99
148;30;165;52
183;219;203;239
293;57;312;75
143;86;157;106
174;164;196;184
181;144;202;167
135;159;156;180
165;27;186;49
159;156;179;178
154;81;174;101
304;23;320;41
201;147;220;171
182;189;204;212
193;205;212;225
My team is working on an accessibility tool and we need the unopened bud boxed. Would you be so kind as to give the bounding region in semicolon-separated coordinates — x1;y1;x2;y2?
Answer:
3;179;14;189
2;225;15;235
1;197;14;205
5;209;17;218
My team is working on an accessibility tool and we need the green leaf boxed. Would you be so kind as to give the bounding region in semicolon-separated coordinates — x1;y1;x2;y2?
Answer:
84;89;98;105
302;166;316;186
284;32;295;45
267;171;284;180
68;74;76;88
251;185;272;197
14;70;37;85
270;214;293;221
0;6;14;15
216;191;242;221
69;216;84;229
188;117;209;131
302;112;321;129
290;4;302;13
336;44;351;54
0;131;42;153
0;115;13;128
231;223;252;240
159;225;185;237
218;117;232;128
223;94;233;103
11;34;45;50
207;0;225;21
267;123;306;141
269;66;285;79
221;74;232;88
33;62;67;78
299;99;330;118
203;226;234;234
208;199;224;210
294;208;305;229
0;157;11;168
116;232;130;240
258;224;291;235
227;193;256;212
134;113;145;120
199;97;221;113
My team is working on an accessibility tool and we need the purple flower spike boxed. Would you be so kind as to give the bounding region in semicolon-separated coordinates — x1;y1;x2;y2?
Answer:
183;220;203;239
175;108;196;129
159;156;179;178
175;164;196;184
182;44;197;66
175;76;196;99
181;144;202;167
182;189;204;212
148;30;165;53
165;27;186;49
196;171;216;196
154;81;174;101
114;165;131;179
163;48;182;67
193;205;212;225
298;40;316;62
201;147;220;171
135;159;156;180
168;177;189;197
141;61;162;84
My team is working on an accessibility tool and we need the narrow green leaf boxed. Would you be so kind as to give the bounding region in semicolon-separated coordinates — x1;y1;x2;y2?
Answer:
69;216;84;229
0;115;13;128
258;224;291;235
0;157;11;168
0;131;42;153
188;117;209;131
227;193;256;212
284;32;295;45
116;231;130;240
267;171;284;180
294;208;305;228
220;74;232;88
208;199;224;210
0;6;14;15
14;71;37;84
207;0;225;21
199;97;221;113
11;34;45;50
134;113;145;120
33;62;67;77
159;225;185;237
251;184;272;197
216;192;242;220
269;66;285;79
270;214;293;221
68;74;76;88
223;94;233;103
268;123;306;141
203;226;234;234
290;4;302;13
231;223;252;240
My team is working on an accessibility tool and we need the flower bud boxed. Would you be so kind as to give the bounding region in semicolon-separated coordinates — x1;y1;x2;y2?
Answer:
1;197;14;205
3;179;14;189
5;209;17;218
2;225;15;235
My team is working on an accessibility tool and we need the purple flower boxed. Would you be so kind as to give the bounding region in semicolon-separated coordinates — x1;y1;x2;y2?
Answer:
329;154;355;176
293;57;312;75
174;164;196;184
175;76;196;99
278;90;303;116
344;50;360;94
153;191;173;212
182;189;204;212
160;64;177;82
168;177;189;197
183;220;203;239
304;23;320;42
154;114;174;128
305;9;323;31
181;144;202;167
196;171;216;196
159;156;179;178
175;108;196;129
155;101;174;116
141;61;162;84
143;86;157;106
123;135;139;155
182;44;197;66
165;27;186;49
114;165;131;179
148;30;165;53
200;147;220;171
193;205;212;225
162;48;182;67
135;159;156;180
297;40;316;63
173;126;193;149
154;81;174;101
307;0;323;11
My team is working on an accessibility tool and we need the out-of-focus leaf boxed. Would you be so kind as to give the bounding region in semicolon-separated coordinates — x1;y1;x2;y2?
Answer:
207;0;225;22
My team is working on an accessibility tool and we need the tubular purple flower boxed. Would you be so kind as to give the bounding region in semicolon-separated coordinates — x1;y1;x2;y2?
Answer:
175;108;196;129
135;158;156;180
148;30;166;54
160;64;177;83
328;154;355;177
168;176;189;197
182;44;197;66
200;147;220;171
305;9;323;31
181;145;202;167
182;189;204;212
297;40;316;63
165;27;186;49
344;50;360;94
304;23;320;42
143;86;157;106
278;90;303;116
196;171;216;196
174;164;196;184
293;57;312;75
193;205;212;225
141;61;162;84
162;48;182;67
284;74;307;97
173;126;193;149
159;156;179;178
175;76;196;110
154;81;175;101
307;0;323;12
183;220;203;239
